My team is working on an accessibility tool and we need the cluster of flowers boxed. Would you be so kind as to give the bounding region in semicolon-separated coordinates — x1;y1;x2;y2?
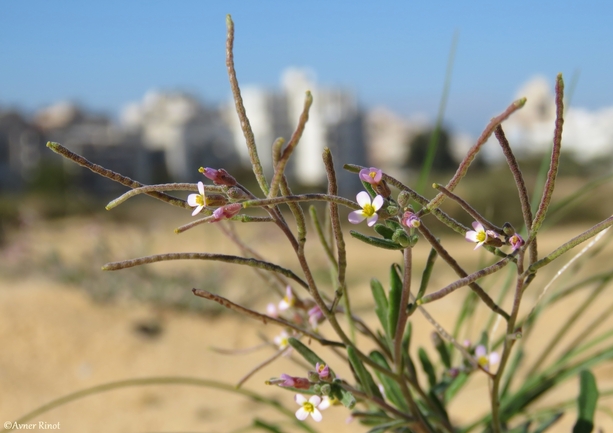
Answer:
348;166;524;251
267;362;333;422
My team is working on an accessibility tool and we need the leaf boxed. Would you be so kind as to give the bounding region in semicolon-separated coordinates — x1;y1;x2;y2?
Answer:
385;219;403;232
347;346;383;399
573;370;599;433
369;350;409;411
287;338;327;368
350;230;405;250
366;419;409;432
534;412;564;433
370;278;389;334
433;334;451;370
330;382;357;409
253;419;288;433
416;247;438;300
444;372;468;402
387;263;403;339
418;348;437;388
374;223;395;239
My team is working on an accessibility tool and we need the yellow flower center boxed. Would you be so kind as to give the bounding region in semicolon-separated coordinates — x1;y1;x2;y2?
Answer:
196;195;205;206
476;231;486;243
369;171;377;179
318;364;326;372
477;355;488;367
303;402;315;413
362;203;375;217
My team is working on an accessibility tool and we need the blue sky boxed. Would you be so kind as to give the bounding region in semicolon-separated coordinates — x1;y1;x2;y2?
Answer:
2;1;612;134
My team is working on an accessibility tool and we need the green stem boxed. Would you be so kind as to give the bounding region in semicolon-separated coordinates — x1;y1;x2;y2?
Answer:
106;182;225;210
243;193;359;211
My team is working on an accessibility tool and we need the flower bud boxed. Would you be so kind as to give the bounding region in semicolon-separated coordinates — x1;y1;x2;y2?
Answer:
308;370;320;383
392;229;410;247
226;187;250;201
397;191;411;208
386;205;399;216
199;167;237;186
320;384;331;396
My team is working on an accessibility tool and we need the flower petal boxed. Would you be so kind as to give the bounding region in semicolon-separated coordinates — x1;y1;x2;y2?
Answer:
310;408;323;422
191;205;204;216
472;221;484;231
489;352;500;366
371;194;384;210
366;214;379;227
475;345;486;357
317;397;331;410
348;210;366;224
197;181;205;195
295;408;309;420
295;394;307;405
356;191;372;208
465;231;478;242
187;194;199;207
308;395;322;406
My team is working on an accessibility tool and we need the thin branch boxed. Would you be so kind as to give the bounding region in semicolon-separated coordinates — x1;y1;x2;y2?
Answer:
102;252;309;290
192;289;344;347
427;97;527;211
46;142;187;208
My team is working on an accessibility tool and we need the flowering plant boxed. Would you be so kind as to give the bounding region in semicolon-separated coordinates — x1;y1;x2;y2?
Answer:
32;15;613;433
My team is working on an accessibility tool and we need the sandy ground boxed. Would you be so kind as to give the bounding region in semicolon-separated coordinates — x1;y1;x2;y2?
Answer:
1;211;612;432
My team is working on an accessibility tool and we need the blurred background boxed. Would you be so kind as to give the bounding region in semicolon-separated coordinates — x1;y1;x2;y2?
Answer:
1;1;613;432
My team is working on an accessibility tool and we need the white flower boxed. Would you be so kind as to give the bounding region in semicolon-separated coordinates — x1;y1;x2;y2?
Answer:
187;181;206;216
295;394;330;422
475;345;499;371
348;191;384;227
278;286;295;311
273;330;292;354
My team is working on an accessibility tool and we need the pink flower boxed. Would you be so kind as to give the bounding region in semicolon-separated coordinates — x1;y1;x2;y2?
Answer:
199;167;237;186
295;394;330;422
212;203;242;221
509;233;524;251
278;374;311;390
308;305;325;330
348;191;384;227
187;181;206;216
401;211;420;228
315;363;330;380
359;167;383;185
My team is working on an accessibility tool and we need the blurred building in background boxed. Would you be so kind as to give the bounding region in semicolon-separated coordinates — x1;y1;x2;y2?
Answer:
1;74;612;195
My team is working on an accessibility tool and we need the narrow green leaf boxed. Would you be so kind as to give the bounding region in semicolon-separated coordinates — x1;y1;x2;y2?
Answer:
369;350;409;411
371;278;389;335
573;370;599;433
534;412;564;433
361;180;377;197
347;346;383;399
366;420;409;432
387;263;403;339
507;421;531;433
374;223;395;239
350;231;405;250
288;338;327;368
433;334;452;370
418;348;437;388
253;419;287;433
416;247;438;300
444;372;469;402
402;322;412;357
